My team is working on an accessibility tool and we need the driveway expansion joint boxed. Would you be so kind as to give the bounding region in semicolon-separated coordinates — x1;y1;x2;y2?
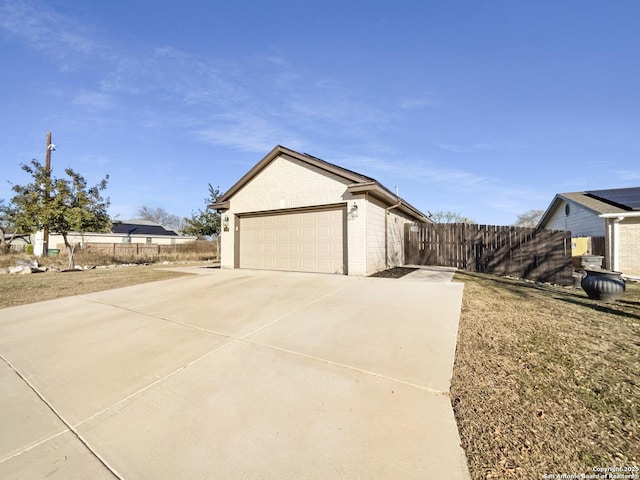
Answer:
0;353;123;479
241;339;451;396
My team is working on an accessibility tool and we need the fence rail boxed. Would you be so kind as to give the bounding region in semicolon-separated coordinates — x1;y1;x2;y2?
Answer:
81;240;220;259
405;223;573;285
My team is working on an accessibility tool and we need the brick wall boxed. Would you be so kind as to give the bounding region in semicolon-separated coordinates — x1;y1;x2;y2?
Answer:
618;218;640;276
220;154;358;271
366;196;416;274
231;156;352;213
219;154;422;276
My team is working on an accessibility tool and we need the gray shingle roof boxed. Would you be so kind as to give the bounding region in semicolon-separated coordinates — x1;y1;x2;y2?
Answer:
538;187;640;228
112;220;179;236
559;192;628;215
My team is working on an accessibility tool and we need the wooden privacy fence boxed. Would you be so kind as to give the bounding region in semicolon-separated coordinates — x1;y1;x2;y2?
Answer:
590;236;606;256
81;240;220;259
405;223;573;285
85;243;181;256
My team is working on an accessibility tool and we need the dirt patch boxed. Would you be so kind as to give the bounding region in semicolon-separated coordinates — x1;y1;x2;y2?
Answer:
369;267;419;278
451;271;639;478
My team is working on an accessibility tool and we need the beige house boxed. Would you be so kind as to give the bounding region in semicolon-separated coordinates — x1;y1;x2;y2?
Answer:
538;188;640;276
211;145;431;276
34;220;196;255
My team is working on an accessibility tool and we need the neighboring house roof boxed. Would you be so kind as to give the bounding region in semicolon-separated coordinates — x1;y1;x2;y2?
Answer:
538;187;640;227
112;220;179;236
210;145;431;222
584;187;640;211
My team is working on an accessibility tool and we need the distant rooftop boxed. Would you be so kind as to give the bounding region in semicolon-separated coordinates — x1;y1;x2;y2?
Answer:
585;187;640;211
112;220;179;236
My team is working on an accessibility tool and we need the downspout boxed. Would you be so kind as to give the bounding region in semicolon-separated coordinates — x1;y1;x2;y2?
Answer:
384;192;402;269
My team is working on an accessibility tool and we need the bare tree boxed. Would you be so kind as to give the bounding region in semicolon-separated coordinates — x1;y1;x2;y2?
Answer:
135;206;185;232
430;210;476;224
514;209;544;228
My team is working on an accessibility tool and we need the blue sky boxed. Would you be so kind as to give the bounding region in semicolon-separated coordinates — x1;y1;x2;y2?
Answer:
1;0;639;225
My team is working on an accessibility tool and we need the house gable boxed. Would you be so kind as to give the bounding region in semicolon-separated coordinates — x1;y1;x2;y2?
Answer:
540;196;605;237
218;145;370;205
213;145;431;276
212;145;429;223
230;154;354;214
539;187;640;276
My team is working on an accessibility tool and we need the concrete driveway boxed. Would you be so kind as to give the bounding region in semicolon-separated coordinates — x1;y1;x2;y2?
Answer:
0;267;470;479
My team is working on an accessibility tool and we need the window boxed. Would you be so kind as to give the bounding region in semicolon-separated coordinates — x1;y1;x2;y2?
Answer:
146;237;152;244
122;236;131;244
565;204;571;216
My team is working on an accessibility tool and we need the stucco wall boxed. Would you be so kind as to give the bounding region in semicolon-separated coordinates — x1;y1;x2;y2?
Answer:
544;200;605;237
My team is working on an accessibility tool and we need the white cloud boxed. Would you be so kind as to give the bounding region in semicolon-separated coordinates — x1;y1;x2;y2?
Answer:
399;92;440;110
0;0;101;69
0;1;409;155
342;154;491;191
435;143;473;153
72;91;117;110
436;141;523;153
193;112;305;153
609;168;640;182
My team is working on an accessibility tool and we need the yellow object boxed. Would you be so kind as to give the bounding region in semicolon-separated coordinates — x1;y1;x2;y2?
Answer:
571;237;590;256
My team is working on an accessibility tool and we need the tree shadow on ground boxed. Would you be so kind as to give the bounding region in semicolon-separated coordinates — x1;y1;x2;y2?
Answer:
454;270;640;322
369;267;418;278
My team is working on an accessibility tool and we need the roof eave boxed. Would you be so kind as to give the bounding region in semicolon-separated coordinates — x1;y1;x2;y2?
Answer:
209;200;230;211
218;145;371;203
599;211;640;218
536;194;563;228
347;183;431;223
537;192;624;228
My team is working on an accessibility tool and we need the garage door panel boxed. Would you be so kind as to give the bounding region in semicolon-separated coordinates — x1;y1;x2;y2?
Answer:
240;208;345;274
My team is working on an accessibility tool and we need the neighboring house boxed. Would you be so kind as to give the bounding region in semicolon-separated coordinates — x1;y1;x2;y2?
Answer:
5;235;31;253
210;145;431;276
538;187;640;276
34;220;196;255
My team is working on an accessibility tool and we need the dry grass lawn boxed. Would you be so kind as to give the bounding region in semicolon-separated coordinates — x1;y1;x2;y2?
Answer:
451;271;639;479
0;265;192;308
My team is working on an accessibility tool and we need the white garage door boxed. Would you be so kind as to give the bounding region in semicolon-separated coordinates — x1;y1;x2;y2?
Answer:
239;207;345;274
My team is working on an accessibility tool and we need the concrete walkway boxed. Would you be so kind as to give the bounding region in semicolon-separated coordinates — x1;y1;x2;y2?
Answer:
402;265;458;282
0;268;469;479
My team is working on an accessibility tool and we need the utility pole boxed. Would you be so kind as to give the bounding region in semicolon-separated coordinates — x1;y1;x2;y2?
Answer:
43;131;52;256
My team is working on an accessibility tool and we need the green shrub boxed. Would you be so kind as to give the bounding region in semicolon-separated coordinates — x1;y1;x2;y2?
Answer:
25;244;34;254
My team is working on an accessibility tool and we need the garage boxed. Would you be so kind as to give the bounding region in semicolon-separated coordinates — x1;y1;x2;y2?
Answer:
239;206;346;274
212;146;431;276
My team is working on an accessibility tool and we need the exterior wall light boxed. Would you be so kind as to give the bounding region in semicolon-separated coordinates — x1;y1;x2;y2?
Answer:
349;203;359;219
